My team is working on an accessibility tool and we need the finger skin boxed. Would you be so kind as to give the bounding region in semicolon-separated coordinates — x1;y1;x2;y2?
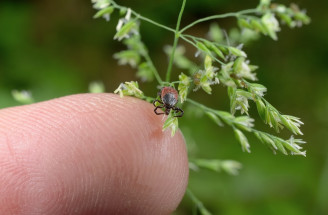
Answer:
0;94;189;215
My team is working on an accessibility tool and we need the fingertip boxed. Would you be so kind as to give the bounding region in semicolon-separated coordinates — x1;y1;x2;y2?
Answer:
0;93;189;215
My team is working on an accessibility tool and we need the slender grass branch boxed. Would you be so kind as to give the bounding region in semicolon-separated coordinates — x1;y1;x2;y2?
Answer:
144;52;163;84
186;98;265;133
186;98;265;134
133;12;176;33
180;34;197;48
186;188;212;215
166;0;187;82
187;98;216;112
180;35;225;65
111;0;166;84
111;1;176;33
183;34;227;48
187;98;306;156
179;8;259;33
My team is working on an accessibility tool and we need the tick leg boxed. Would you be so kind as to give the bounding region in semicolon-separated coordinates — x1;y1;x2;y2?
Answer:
153;99;163;107
154;105;165;115
172;107;184;117
165;108;171;115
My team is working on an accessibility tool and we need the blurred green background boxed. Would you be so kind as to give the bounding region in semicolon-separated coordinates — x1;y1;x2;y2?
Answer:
1;0;327;214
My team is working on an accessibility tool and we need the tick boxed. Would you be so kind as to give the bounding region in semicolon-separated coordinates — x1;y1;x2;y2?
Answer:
153;87;184;117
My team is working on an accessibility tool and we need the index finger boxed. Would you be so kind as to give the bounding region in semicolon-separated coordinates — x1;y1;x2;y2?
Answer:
0;93;189;215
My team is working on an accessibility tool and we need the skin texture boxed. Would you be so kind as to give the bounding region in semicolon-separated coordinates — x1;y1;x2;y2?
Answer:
0;94;189;215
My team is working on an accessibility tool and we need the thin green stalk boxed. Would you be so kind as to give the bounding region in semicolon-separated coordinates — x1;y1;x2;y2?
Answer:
166;0;187;82
187;98;261;132
111;0;165;84
180;35;225;65
186;188;212;215
180;8;258;33
187;98;240;127
111;1;175;33
144;52;163;84
187;98;216;112
180;34;198;49
133;12;176;33
183;34;227;48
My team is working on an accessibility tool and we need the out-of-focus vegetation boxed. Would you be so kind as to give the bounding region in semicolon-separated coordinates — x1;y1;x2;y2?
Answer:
1;0;328;214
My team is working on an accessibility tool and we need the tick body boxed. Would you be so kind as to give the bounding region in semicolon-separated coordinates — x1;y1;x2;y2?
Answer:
153;87;184;117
